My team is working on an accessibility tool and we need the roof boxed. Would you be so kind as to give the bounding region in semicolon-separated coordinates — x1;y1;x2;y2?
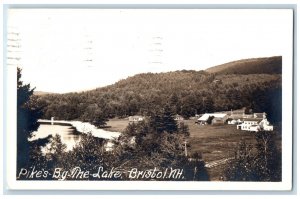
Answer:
254;113;265;118
231;108;246;114
228;114;244;119
243;118;263;122
198;114;210;121
213;117;225;121
198;113;227;121
211;113;227;118
129;115;144;119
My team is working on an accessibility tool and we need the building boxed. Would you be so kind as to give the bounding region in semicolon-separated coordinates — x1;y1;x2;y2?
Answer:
237;119;262;131
227;118;237;125
259;117;274;131
174;114;184;121
229;109;266;119
237;114;273;132
198;113;228;125
128;115;144;123
197;114;212;125
253;112;265;119
228;118;243;125
212;114;229;125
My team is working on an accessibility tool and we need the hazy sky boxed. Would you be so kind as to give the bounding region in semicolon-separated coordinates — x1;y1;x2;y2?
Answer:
7;9;292;93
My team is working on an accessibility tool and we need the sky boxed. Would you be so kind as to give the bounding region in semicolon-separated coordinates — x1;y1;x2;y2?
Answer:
7;9;293;93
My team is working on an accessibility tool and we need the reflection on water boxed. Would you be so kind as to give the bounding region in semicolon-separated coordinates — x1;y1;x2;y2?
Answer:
31;124;82;151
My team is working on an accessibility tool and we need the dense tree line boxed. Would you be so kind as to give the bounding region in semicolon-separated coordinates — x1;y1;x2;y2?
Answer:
35;70;282;124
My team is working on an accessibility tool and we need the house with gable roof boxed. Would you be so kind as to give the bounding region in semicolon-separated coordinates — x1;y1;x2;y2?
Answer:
236;113;273;132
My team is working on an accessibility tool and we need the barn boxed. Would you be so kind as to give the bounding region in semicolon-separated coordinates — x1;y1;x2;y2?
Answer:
211;114;228;125
198;113;228;125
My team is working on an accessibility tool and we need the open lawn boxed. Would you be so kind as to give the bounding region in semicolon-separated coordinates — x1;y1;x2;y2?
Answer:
106;118;130;132
106;118;281;180
184;119;257;162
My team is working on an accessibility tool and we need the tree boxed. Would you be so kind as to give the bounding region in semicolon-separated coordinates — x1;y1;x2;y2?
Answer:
168;93;180;115
91;109;109;128
178;122;190;137
162;105;178;133
27;135;52;178
224;132;281;181
27;133;109;180
203;95;214;113
66;133;107;174
149;104;178;134
254;131;281;181
223;140;257;181
44;134;67;170
17;68;42;171
184;152;209;181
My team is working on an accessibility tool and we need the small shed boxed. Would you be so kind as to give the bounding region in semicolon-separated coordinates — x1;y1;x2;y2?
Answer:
174;114;184;121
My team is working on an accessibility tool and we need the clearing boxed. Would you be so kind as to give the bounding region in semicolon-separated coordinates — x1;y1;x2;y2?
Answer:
106;118;281;180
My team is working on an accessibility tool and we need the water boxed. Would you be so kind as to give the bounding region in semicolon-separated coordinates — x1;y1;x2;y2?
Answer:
30;124;82;151
30;122;121;152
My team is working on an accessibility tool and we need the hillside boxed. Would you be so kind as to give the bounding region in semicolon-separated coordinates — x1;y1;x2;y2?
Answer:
205;56;282;75
35;56;282;124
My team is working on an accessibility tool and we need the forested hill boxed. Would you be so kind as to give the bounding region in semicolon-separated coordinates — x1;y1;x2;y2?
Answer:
34;56;282;124
205;56;282;75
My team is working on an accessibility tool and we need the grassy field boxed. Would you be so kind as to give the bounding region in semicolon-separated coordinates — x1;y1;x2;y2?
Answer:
106;118;281;180
184;119;257;161
106;118;130;132
107;118;258;160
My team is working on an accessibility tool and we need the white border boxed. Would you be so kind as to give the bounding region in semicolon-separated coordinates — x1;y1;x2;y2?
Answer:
4;6;294;191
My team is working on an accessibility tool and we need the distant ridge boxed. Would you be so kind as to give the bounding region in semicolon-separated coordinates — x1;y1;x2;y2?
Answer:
205;56;282;75
34;91;56;96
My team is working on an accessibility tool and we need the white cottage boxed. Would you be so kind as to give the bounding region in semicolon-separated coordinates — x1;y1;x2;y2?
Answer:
128;115;144;122
237;119;262;132
237;114;273;132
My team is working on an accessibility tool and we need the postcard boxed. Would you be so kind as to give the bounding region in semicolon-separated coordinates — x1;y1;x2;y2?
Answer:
4;7;294;190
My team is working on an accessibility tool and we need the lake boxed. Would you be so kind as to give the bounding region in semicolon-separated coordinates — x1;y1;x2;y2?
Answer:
30;124;82;151
30;121;121;152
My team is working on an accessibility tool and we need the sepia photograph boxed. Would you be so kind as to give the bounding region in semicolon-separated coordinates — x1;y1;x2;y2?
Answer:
4;7;294;190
